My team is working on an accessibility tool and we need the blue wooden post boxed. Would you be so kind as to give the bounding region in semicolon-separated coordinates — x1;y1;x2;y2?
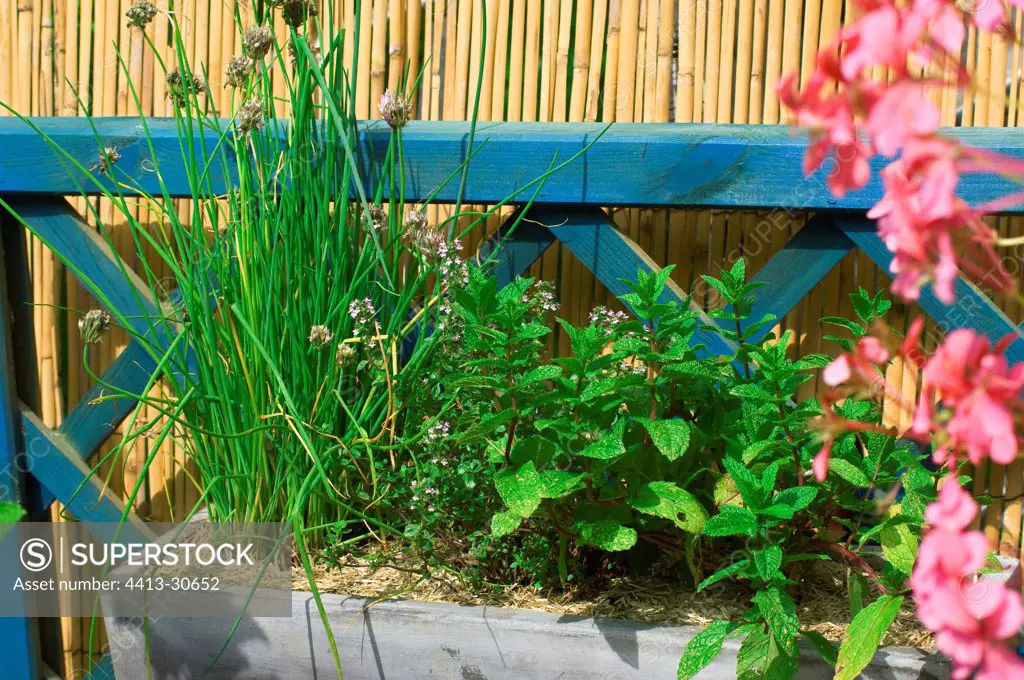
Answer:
0;214;41;680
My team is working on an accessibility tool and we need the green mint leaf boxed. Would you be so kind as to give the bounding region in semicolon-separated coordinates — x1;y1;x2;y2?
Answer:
828;458;871;488
730;383;779;402
538;470;587;499
678;620;731;680
630;481;707;533
754;545;783;583
753;587;800;646
723;457;765;508
698;558;751;592
577;424;626;460
494;461;543;518
737;627;798;680
517;365;562;388
703;505;758;537
641;418;691;461
878;511;918;577
834;595;904;680
576;519;637;551
762;486;818;519
490;510;522;538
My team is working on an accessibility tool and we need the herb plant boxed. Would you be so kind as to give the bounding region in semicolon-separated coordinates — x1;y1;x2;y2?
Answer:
410;262;943;680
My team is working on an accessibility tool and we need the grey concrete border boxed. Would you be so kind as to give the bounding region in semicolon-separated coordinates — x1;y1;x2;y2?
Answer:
102;593;951;679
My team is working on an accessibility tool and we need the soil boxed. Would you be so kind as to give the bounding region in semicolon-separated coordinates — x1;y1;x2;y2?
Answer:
293;553;934;650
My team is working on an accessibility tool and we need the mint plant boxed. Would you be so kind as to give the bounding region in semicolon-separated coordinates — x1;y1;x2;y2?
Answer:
404;261;942;679
678;281;941;680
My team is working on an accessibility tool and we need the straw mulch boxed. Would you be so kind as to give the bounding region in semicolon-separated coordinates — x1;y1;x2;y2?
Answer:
294;554;933;650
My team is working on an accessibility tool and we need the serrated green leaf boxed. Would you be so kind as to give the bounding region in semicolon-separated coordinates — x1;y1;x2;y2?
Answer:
742;439;786;464
576;519;637;551
793;353;833;370
678;620;731;680
723;457;765;508
753;587;800;645
514;323;552;340
762;486;818;519
703;505;758;537
577;425;626;460
538;470;587;499
494;461;542;518
701;275;732;300
754;545;783;583
490;510;522;538
834;595;904;680
878;513;918;576
829;458;871;487
518;365;562;388
820;316;867;336
641;418;691;461
730;258;747;283
730;383;778;401
698;559;751;592
737;627;798;680
630;481;708;533
580;373;646;402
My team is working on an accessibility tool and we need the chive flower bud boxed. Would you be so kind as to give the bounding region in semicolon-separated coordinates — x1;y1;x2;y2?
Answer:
378;90;414;129
125;0;157;28
79;310;112;344
308;325;334;350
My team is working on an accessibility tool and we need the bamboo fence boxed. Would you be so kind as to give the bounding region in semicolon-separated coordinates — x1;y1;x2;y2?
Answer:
1;0;1023;673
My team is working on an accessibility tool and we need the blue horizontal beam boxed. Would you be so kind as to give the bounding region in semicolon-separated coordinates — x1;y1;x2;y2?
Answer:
1;118;1024;211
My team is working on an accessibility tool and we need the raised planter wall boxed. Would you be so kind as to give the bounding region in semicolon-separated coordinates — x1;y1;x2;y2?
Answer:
103;593;951;680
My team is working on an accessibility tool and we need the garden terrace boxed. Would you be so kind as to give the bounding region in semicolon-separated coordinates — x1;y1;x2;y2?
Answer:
1;118;1022;680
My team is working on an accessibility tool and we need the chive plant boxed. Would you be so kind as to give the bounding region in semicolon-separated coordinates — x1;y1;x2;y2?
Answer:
2;2;605;672
3;2;585;540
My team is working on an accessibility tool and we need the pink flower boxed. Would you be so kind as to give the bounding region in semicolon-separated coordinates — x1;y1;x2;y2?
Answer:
914;329;1024;465
823;336;891;387
866;82;940;157
913;479;1024;680
822;355;851;386
868;140;973;304
968;0;1006;32
777;73;874;197
925;481;979;531
840;5;906;80
812;443;831;482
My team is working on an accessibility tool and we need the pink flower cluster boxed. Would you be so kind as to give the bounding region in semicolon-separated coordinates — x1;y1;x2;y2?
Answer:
779;0;1014;305
782;1;1024;675
911;482;1024;680
913;329;1024;466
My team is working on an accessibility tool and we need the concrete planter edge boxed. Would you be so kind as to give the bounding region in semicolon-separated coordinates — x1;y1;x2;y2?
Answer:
101;591;953;680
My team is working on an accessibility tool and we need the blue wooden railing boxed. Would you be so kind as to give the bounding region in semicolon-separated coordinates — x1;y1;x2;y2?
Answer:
1;117;1022;680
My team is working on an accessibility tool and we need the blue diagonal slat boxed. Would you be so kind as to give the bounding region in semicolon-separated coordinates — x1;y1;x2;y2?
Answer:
838;218;1024;364
84;653;116;680
530;206;737;359
475;208;556;288
19;404;153;545
740;216;855;343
